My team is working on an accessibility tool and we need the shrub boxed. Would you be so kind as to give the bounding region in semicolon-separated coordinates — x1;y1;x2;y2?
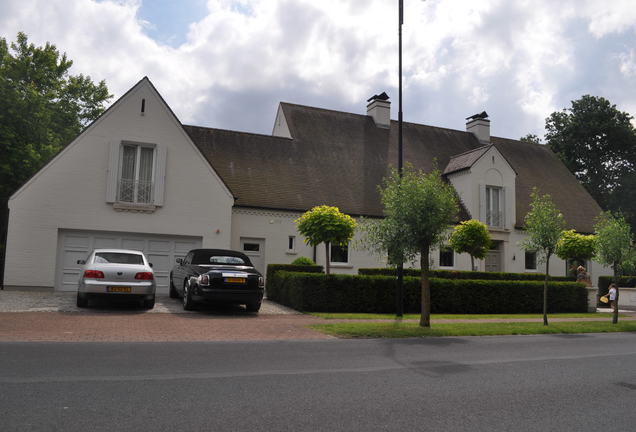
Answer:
269;272;587;313
265;264;323;302
291;256;315;266
358;268;574;282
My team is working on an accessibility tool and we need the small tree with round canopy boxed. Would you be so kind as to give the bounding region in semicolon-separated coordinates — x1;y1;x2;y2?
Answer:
295;205;356;275
449;219;491;271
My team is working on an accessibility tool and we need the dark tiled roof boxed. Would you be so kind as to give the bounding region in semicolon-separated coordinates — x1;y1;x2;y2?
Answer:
491;137;602;233
443;145;491;175
184;103;602;232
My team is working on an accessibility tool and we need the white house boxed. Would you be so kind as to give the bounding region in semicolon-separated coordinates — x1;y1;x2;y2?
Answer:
3;77;612;293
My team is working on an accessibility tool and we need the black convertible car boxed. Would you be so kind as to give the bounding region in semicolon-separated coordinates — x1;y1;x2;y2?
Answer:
170;249;265;312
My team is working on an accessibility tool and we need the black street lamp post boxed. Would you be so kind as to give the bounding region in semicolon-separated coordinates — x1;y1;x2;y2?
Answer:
396;0;404;317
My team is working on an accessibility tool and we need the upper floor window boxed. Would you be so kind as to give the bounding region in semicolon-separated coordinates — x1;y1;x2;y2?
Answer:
485;186;503;228
439;246;454;268
118;144;154;204
288;236;296;253
330;243;349;264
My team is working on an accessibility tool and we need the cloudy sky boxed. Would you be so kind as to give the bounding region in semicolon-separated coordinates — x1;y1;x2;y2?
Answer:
2;0;636;140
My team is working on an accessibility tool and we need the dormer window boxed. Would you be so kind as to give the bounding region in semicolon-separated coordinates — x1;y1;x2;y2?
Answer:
118;143;154;204
485;185;503;228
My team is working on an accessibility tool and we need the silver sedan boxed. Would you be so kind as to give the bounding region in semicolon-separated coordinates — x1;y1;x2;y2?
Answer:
76;249;156;309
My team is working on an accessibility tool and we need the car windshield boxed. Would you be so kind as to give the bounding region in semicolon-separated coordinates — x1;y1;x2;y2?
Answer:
94;252;144;265
192;253;248;266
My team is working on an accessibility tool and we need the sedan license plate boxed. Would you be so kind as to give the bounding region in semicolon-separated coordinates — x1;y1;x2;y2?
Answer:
225;277;246;284
107;286;132;293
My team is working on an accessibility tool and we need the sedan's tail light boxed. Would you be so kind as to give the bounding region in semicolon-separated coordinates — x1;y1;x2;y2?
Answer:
135;272;154;280
83;270;104;279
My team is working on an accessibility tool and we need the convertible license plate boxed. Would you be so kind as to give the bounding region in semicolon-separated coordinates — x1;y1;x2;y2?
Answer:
107;286;132;293
225;277;246;284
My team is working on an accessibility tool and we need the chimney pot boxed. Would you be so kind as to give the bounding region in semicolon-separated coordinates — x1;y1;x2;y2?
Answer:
466;111;490;143
367;93;391;128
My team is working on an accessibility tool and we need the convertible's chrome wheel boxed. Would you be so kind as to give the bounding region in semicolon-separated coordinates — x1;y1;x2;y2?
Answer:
183;280;195;311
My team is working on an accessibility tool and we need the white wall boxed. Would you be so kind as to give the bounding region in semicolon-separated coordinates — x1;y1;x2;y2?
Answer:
5;79;234;288
231;208;385;274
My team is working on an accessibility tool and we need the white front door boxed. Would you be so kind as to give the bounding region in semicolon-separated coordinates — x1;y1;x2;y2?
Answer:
240;237;266;275
56;230;202;293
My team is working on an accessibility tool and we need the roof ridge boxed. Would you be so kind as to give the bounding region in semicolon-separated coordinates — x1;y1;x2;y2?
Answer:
183;124;292;141
281;102;486;138
447;144;492;160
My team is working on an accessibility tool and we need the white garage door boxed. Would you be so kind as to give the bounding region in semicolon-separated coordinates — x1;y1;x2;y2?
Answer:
56;230;202;293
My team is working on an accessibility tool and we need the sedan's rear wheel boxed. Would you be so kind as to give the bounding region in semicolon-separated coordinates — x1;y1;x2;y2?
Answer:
246;300;261;313
143;295;155;310
183;281;196;311
169;274;178;299
76;293;88;308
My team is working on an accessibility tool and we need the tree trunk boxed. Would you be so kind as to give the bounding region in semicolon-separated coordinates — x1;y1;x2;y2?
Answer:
543;253;550;326
420;247;431;327
470;255;475;272
613;263;619;324
325;242;330;275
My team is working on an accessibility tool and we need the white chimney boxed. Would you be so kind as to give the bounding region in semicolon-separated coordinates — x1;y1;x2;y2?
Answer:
367;92;390;128
466;111;490;144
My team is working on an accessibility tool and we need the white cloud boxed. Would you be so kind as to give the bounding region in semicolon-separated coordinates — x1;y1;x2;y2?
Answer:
1;0;636;138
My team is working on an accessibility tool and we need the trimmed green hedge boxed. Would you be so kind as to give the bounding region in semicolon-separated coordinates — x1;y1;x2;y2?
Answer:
359;268;574;282
267;272;587;313
266;264;323;283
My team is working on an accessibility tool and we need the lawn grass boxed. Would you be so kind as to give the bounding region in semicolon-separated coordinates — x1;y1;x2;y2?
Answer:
308;312;620;320
309;320;636;338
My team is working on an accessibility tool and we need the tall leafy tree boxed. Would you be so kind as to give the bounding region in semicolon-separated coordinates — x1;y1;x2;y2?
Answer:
0;33;111;280
555;229;596;277
594;212;634;324
295;205;356;275
373;165;459;327
521;189;566;326
544;95;636;228
449;219;491;271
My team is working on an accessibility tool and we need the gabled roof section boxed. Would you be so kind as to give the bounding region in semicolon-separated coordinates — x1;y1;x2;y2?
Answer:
10;76;150;200
443;145;491;175
11;76;234;202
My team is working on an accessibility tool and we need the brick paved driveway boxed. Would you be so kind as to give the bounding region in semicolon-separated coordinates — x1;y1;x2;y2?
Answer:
0;290;331;342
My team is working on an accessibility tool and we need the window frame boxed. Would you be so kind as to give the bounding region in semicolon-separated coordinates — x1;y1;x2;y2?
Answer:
329;243;350;265
117;142;156;205
485;185;503;228
439;246;455;268
525;250;537;271
287;235;296;254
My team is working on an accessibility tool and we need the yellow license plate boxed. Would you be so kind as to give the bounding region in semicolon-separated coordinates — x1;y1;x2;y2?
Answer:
225;277;246;284
108;286;132;293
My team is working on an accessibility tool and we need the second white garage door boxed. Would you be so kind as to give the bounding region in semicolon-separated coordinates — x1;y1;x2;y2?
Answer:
56;230;202;293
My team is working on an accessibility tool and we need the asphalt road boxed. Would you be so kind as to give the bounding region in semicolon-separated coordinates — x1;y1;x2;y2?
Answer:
2;333;636;432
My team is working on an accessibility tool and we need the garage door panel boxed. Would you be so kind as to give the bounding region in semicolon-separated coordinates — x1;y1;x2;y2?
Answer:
149;240;171;252
57;231;202;293
146;254;169;270
175;241;198;254
122;238;145;251
94;237;119;249
64;234;90;248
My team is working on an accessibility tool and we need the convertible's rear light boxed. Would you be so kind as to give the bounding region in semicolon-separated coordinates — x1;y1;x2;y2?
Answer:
135;272;154;280
199;274;210;286
83;270;104;279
